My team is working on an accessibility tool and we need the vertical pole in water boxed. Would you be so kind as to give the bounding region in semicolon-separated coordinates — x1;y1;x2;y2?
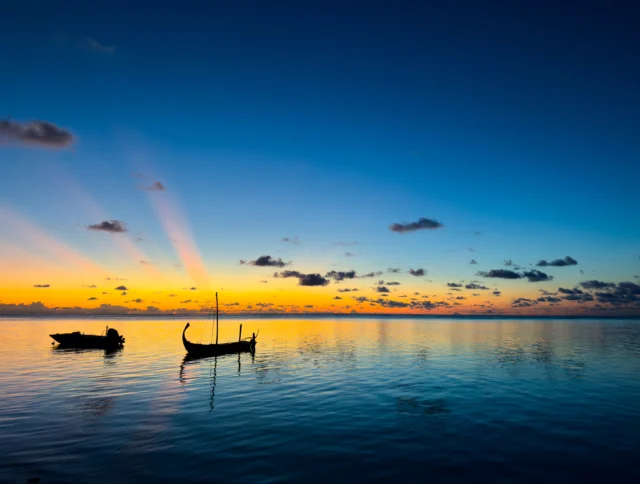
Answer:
215;292;219;345
239;323;243;342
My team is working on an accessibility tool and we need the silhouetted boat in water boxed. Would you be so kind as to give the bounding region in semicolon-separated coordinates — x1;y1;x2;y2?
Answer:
50;327;125;349
182;292;257;358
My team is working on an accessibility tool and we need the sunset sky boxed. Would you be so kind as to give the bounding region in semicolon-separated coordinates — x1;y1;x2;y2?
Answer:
1;1;639;315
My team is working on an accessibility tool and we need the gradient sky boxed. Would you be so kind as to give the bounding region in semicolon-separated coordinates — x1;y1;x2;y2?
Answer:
1;1;639;315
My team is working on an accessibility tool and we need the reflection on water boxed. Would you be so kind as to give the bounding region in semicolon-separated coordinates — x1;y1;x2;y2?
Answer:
1;317;640;483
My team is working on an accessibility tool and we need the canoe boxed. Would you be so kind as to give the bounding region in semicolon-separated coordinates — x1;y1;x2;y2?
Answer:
182;322;256;358
50;327;125;349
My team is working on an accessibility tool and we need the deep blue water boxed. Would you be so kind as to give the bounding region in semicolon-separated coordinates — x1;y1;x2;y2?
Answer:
1;317;639;483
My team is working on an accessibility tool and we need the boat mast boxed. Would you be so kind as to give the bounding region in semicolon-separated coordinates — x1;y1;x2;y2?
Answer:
215;292;219;344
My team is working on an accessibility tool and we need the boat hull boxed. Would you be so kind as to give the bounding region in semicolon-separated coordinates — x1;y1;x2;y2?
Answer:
182;323;256;357
50;332;124;349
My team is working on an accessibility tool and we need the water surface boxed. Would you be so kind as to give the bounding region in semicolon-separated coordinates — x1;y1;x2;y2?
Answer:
1;317;639;483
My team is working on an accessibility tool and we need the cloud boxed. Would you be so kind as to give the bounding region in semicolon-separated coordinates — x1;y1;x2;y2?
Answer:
388;268;401;273
512;297;538;308
189;287;197;291
115;285;127;291
344;252;356;257
33;284;50;288
504;260;513;266
408;268;425;277
470;259;478;265
88;220;127;233
140;260;150;265
376;286;390;293
477;269;522;279
537;296;561;303
130;299;143;304
536;256;578;267
282;236;300;245
325;270;357;281
333;241;359;246
248;255;289;267
260;280;268;283
1;119;75;148
522;270;553;282
81;37;115;54
390;217;443;233
144;181;166;191
333;296;342;300
180;300;192;304
492;291;501;296
87;297;98;301
558;287;583;295
386;281;401;286
274;270;329;286
447;282;463;287
337;288;358;292
580;280;615;290
465;283;489;290
359;271;383;278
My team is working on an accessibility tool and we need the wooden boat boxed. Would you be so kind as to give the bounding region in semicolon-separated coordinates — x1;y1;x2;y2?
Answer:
50;327;125;349
182;293;257;358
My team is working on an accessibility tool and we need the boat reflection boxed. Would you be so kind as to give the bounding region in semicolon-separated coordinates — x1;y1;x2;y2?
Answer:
179;351;253;411
52;345;123;361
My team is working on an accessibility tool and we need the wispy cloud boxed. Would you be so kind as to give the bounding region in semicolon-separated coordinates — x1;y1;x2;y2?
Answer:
325;270;357;281
33;284;50;288
390;217;443;233
281;236;300;245
81;37;115;54
144;181;166;191
88;220;127;233
1;119;75;148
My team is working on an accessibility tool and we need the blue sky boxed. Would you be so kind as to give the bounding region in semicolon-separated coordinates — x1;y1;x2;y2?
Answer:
1;1;639;314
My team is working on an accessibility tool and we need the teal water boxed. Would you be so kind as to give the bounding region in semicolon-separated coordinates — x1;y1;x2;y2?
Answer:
1;317;639;483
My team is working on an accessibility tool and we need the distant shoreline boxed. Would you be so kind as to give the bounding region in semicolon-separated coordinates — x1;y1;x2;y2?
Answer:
1;313;639;320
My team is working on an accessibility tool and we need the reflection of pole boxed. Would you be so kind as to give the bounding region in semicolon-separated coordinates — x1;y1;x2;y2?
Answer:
215;292;219;345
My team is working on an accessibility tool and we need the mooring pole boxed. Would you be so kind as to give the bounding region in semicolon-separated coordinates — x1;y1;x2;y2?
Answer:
239;323;243;342
215;292;219;345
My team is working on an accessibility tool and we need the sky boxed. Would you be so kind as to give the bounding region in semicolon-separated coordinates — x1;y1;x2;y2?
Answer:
1;0;639;316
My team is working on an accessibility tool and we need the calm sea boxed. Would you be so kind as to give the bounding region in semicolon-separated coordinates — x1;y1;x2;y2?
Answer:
1;317;639;483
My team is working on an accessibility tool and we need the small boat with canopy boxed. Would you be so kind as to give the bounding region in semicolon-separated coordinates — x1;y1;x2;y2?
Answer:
182;293;257;358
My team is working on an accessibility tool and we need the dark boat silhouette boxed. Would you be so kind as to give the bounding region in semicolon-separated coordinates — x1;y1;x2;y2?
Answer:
182;292;257;358
50;327;125;349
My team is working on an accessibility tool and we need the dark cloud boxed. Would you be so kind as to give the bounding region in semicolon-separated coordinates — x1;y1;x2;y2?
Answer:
376;286;390;293
325;270;357;281
477;269;522;279
248;255;289;267
281;236;300;245
274;270;329;286
189;287;197;291
558;287;583;295
512;298;538;308
536;256;578;267
465;283;489;290
580;280;615;290
1;119;75;148
260;280;268;284
408;268;425;277
522;270;553;282
180;300;192;304
115;285;127;291
337;288;358;292
33;284;50;288
390;217;443;233
239;260;246;265
492;291;501;296
87;297;98;301
537;296;562;303
88;220;127;233
387;268;401;273
470;259;478;265
447;282;463;287
130;299;143;304
144;181;166;191
386;281;401;286
504;260;514;266
333;296;342;300
359;271;383;278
